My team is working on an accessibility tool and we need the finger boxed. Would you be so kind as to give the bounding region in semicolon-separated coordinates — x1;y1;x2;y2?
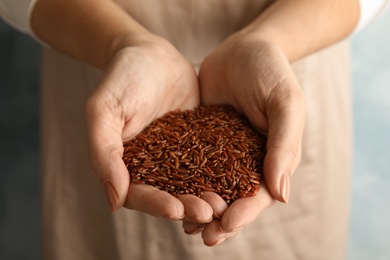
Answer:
177;194;214;223
181;192;228;236
220;184;275;232
182;221;205;235
202;186;274;246
201;220;239;247
201;191;228;219
85;92;130;211
181;192;226;235
125;184;185;220
263;77;305;203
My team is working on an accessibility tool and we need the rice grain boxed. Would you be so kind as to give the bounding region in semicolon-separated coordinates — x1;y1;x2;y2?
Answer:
123;105;267;205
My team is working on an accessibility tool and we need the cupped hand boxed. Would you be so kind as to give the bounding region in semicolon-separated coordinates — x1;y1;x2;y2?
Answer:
85;36;214;224
195;33;306;245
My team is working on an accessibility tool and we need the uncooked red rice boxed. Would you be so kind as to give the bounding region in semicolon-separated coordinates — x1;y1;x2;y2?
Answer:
123;105;267;205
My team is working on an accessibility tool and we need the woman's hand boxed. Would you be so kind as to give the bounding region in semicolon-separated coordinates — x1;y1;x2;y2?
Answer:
32;0;217;225
85;36;215;225
194;33;306;245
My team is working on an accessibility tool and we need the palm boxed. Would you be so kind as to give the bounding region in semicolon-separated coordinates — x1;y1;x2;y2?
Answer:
101;43;200;141
87;39;217;223
197;35;305;245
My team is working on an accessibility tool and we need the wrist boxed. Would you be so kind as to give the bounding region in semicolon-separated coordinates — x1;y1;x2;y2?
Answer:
233;30;294;62
105;31;161;69
223;31;288;63
104;33;182;72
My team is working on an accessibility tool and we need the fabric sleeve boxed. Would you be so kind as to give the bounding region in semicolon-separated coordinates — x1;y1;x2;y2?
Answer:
0;0;37;34
1;0;389;41
356;0;390;32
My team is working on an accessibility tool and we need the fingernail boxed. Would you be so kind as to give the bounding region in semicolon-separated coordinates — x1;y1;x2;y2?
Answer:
185;226;204;235
214;237;226;246
229;226;244;234
280;173;290;203
163;213;185;220
104;181;119;211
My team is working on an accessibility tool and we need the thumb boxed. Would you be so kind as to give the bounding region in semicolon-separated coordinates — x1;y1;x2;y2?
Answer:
262;77;305;203
86;96;129;212
90;146;129;212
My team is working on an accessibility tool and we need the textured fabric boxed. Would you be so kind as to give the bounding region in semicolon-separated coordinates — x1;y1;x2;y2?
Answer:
40;0;353;259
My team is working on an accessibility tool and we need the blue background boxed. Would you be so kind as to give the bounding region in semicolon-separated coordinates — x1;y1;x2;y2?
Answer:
0;10;389;260
349;10;390;260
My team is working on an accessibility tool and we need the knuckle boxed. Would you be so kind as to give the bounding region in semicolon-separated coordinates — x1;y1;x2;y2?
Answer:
286;143;302;172
88;153;101;177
